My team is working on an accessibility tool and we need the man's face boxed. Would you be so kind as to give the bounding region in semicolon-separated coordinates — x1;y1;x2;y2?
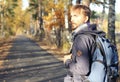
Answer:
70;10;88;30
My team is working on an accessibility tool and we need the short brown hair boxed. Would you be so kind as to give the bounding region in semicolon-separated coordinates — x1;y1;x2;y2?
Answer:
70;5;91;22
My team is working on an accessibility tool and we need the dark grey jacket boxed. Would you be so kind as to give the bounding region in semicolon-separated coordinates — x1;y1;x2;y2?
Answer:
65;23;105;76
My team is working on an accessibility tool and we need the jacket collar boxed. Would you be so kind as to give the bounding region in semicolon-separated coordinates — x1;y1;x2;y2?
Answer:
71;23;98;41
73;23;88;35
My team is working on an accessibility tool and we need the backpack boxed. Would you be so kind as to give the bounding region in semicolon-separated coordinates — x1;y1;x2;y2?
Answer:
78;31;119;82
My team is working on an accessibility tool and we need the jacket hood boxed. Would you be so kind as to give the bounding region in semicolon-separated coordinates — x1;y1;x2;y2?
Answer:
90;30;106;37
73;23;106;37
73;23;96;33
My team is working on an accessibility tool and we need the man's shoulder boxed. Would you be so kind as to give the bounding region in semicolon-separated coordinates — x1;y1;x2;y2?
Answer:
74;33;94;42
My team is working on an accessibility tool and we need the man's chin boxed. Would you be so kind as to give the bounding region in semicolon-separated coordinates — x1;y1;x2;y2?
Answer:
72;26;77;30
72;28;76;30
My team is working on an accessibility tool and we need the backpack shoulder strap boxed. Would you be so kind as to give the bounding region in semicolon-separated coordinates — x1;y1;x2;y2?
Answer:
78;31;107;66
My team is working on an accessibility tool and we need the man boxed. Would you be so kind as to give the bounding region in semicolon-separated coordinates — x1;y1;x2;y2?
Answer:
64;4;97;82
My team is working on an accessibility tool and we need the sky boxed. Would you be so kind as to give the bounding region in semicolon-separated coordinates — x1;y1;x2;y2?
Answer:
90;0;120;13
22;0;120;13
22;0;29;10
72;0;120;13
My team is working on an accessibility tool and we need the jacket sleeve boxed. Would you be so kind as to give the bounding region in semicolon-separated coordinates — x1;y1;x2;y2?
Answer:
65;34;94;75
72;34;91;64
64;59;72;68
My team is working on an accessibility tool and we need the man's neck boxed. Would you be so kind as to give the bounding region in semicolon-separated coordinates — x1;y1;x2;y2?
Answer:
73;23;88;34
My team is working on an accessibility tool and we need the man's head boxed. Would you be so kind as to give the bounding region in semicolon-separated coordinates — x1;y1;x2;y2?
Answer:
70;5;91;30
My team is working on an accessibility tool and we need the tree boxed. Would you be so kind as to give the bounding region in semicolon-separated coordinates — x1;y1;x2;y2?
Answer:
28;0;45;40
42;0;67;48
0;0;18;37
76;0;90;7
108;0;116;45
76;0;82;4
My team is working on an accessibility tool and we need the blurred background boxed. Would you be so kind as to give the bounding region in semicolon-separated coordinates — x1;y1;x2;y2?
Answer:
0;0;120;53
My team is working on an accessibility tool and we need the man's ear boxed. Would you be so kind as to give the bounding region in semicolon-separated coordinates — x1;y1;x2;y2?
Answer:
85;16;89;22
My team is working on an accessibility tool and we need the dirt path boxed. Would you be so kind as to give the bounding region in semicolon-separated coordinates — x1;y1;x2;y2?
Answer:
0;35;67;82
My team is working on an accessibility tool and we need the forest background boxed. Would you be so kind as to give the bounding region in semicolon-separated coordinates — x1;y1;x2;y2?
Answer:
0;0;120;58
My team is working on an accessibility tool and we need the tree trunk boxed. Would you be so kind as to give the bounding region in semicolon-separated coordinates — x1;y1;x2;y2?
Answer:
76;0;82;4
38;0;45;41
76;0;91;7
0;5;4;37
55;27;62;48
108;0;116;45
70;0;73;5
101;0;105;23
81;0;90;7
